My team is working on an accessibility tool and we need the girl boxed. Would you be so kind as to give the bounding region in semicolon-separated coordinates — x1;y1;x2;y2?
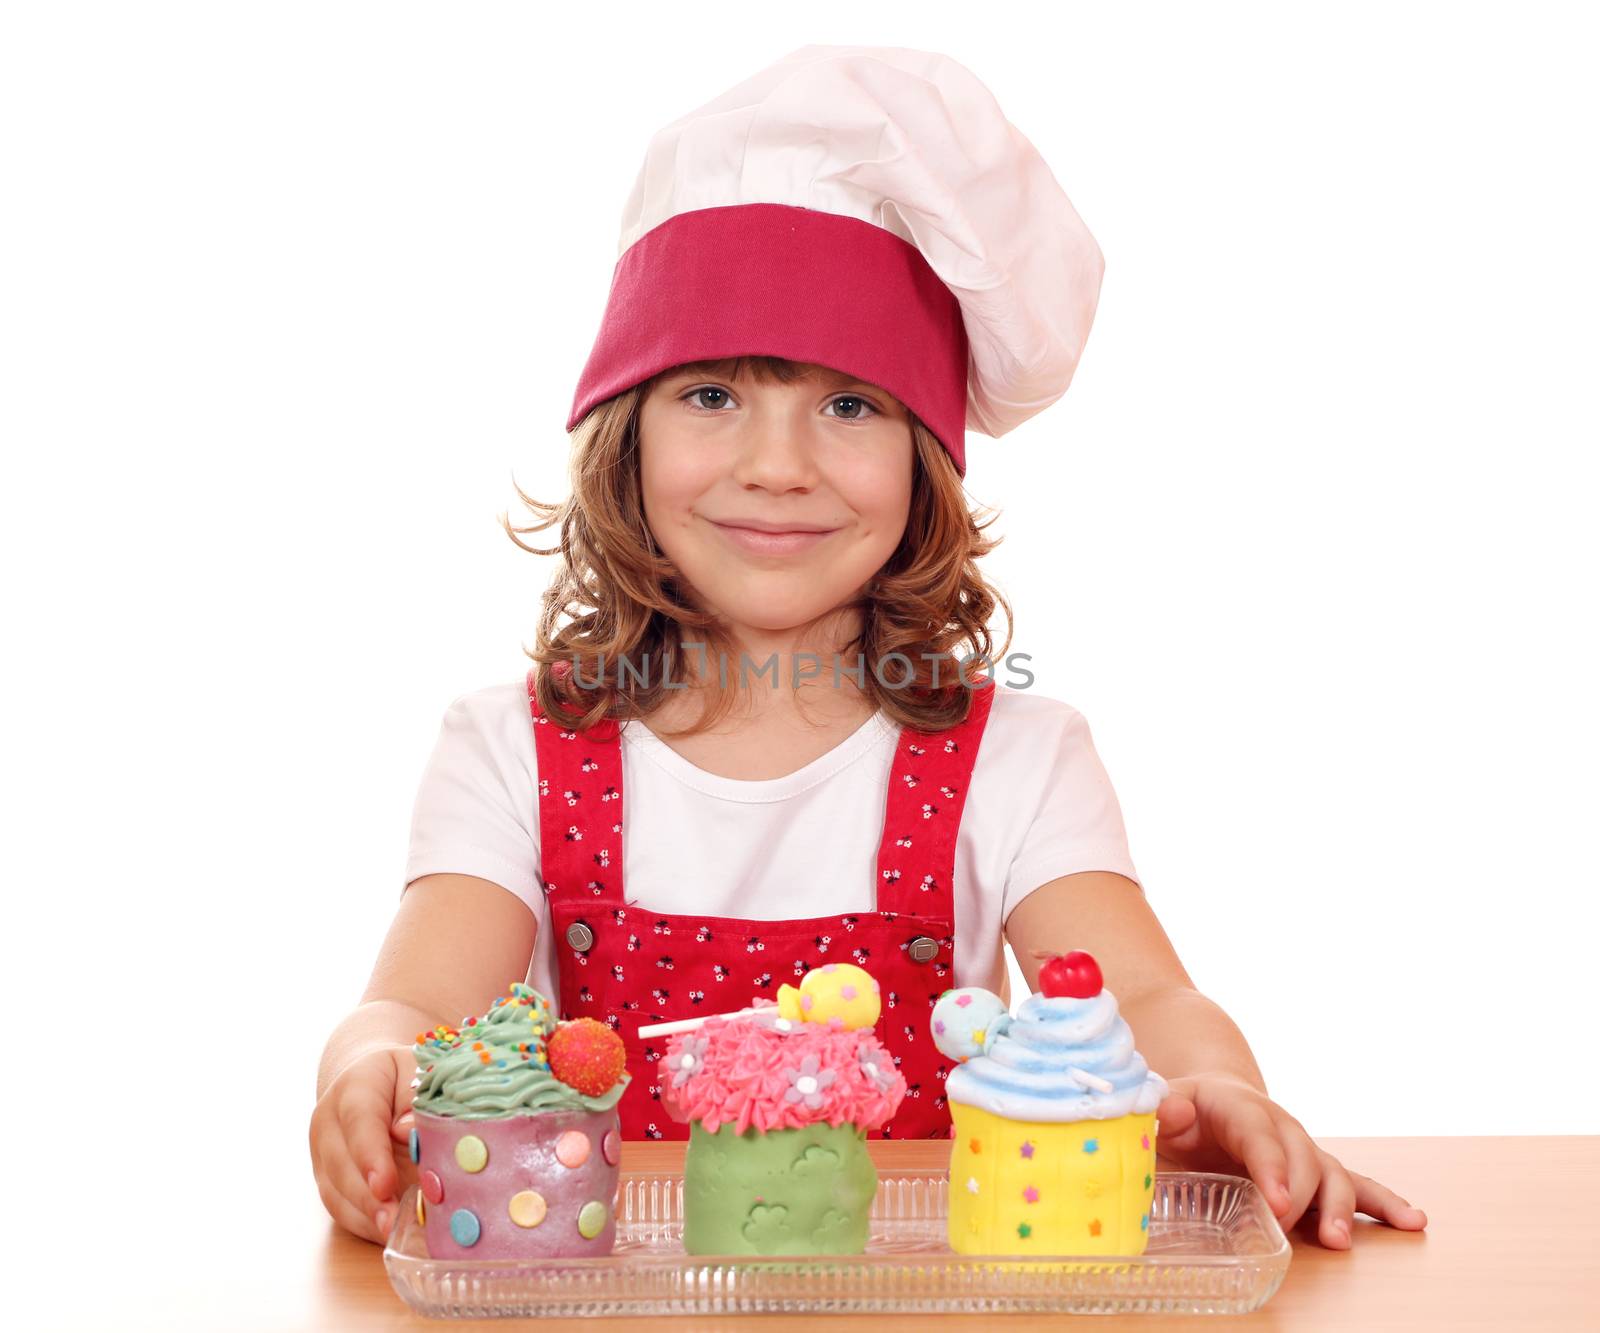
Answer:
310;45;1427;1251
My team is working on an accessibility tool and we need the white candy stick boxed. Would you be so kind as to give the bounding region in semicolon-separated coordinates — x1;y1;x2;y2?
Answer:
637;1006;761;1039
1068;1066;1115;1094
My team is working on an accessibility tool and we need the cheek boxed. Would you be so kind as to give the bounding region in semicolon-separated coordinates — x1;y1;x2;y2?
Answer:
840;456;914;542
864;478;912;530
638;440;710;532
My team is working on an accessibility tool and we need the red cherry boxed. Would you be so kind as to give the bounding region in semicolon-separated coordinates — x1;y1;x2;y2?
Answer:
1039;950;1103;999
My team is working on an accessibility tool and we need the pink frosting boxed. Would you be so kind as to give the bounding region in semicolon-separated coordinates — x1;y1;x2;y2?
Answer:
661;1015;907;1135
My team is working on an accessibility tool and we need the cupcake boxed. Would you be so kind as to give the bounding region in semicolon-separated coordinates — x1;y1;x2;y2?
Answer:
930;950;1167;1256
660;963;906;1256
409;982;629;1258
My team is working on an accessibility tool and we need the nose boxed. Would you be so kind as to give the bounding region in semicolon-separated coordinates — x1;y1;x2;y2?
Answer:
728;403;822;493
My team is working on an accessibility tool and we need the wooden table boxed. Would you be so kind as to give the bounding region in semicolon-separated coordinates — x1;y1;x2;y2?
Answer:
155;1137;1600;1329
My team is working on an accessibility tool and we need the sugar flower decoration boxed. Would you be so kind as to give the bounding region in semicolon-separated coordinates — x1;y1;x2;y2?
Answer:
669;1035;708;1087
751;1010;801;1035
858;1045;896;1091
783;1054;837;1109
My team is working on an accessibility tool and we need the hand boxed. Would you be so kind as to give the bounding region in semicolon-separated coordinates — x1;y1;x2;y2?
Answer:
1155;1074;1428;1249
308;1045;418;1244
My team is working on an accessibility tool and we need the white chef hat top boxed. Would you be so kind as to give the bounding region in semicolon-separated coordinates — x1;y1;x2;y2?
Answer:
569;45;1104;475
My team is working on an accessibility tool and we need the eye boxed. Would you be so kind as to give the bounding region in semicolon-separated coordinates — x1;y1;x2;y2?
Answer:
824;395;879;421
677;386;882;420
681;386;733;412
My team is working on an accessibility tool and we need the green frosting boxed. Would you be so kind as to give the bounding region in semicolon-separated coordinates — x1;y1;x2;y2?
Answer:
411;982;626;1118
682;1120;878;1255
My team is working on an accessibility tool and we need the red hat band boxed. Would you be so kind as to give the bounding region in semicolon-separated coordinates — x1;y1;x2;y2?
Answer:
567;203;971;475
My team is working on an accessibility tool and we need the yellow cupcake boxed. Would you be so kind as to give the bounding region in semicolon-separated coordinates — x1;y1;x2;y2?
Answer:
931;953;1168;1267
948;1103;1157;1257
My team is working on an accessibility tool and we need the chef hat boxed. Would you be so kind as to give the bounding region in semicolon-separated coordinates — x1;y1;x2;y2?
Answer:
567;45;1104;477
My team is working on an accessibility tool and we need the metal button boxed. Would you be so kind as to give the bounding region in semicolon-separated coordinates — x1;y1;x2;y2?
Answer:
907;936;939;963
565;922;595;953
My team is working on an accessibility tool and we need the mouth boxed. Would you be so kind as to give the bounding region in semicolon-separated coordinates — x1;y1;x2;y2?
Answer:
705;518;840;557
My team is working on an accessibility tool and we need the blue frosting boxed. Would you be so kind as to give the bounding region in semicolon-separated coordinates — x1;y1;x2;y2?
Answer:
942;989;1168;1122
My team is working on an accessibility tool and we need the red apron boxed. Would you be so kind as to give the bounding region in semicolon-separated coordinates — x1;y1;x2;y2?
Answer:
528;667;997;1140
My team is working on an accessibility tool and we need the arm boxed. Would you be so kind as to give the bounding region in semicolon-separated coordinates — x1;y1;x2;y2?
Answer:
316;872;538;1097
310;874;537;1241
1004;870;1426;1248
1003;870;1268;1095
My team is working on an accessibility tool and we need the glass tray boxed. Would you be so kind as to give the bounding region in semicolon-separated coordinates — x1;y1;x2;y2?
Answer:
383;1168;1290;1318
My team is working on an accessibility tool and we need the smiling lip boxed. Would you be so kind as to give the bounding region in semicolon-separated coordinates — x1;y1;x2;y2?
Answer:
706;518;839;556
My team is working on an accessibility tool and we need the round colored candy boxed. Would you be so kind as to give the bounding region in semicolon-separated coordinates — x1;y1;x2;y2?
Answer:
547;1018;627;1097
449;1208;481;1247
420;1169;444;1204
929;987;1010;1062
601;1128;620;1166
555;1130;591;1168
577;1200;607;1239
508;1190;548;1228
454;1134;488;1172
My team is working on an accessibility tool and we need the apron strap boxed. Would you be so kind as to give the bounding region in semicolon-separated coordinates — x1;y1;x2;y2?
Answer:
874;674;998;920
527;665;626;907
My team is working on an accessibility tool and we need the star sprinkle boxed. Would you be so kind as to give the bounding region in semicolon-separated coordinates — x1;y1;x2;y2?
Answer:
1088;1219;1101;1237
1022;1186;1039;1203
1019;1140;1034;1159
1082;1138;1099;1154
1017;1222;1032;1240
969;1137;982;1154
1141;1133;1150;1150
966;1177;979;1194
1144;1173;1152;1189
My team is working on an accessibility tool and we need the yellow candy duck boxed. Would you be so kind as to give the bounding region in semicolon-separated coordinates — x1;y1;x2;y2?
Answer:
776;962;882;1030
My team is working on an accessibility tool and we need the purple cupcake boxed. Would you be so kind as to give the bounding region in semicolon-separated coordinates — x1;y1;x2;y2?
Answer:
410;983;629;1258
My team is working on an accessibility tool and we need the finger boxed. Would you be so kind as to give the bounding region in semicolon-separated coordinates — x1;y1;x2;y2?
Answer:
1306;1150;1357;1249
391;1112;415;1145
1351;1171;1429;1230
322;1128;390;1235
389;1050;419;1143
392;1051;418;1120
1154;1093;1199;1150
1274;1116;1324;1232
340;1091;401;1204
316;1173;385;1245
1214;1103;1293;1217
310;1108;383;1231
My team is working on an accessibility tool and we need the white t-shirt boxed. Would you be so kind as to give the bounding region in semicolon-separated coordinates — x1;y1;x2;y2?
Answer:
403;680;1142;1001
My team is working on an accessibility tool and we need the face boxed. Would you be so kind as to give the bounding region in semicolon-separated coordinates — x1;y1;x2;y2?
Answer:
637;361;914;651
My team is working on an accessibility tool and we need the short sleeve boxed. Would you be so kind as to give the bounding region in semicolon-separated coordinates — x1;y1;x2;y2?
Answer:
1001;703;1141;921
402;684;542;913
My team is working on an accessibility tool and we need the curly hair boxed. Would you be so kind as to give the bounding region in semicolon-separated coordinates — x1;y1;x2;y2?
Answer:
502;356;1013;739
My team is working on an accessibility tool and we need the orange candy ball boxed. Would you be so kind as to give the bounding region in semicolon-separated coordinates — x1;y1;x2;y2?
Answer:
547;1018;626;1096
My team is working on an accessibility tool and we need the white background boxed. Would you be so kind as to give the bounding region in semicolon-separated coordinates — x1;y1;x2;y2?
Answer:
4;2;1596;1311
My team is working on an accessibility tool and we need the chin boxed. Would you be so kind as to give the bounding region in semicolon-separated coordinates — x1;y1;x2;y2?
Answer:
725;603;839;635
702;584;851;639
